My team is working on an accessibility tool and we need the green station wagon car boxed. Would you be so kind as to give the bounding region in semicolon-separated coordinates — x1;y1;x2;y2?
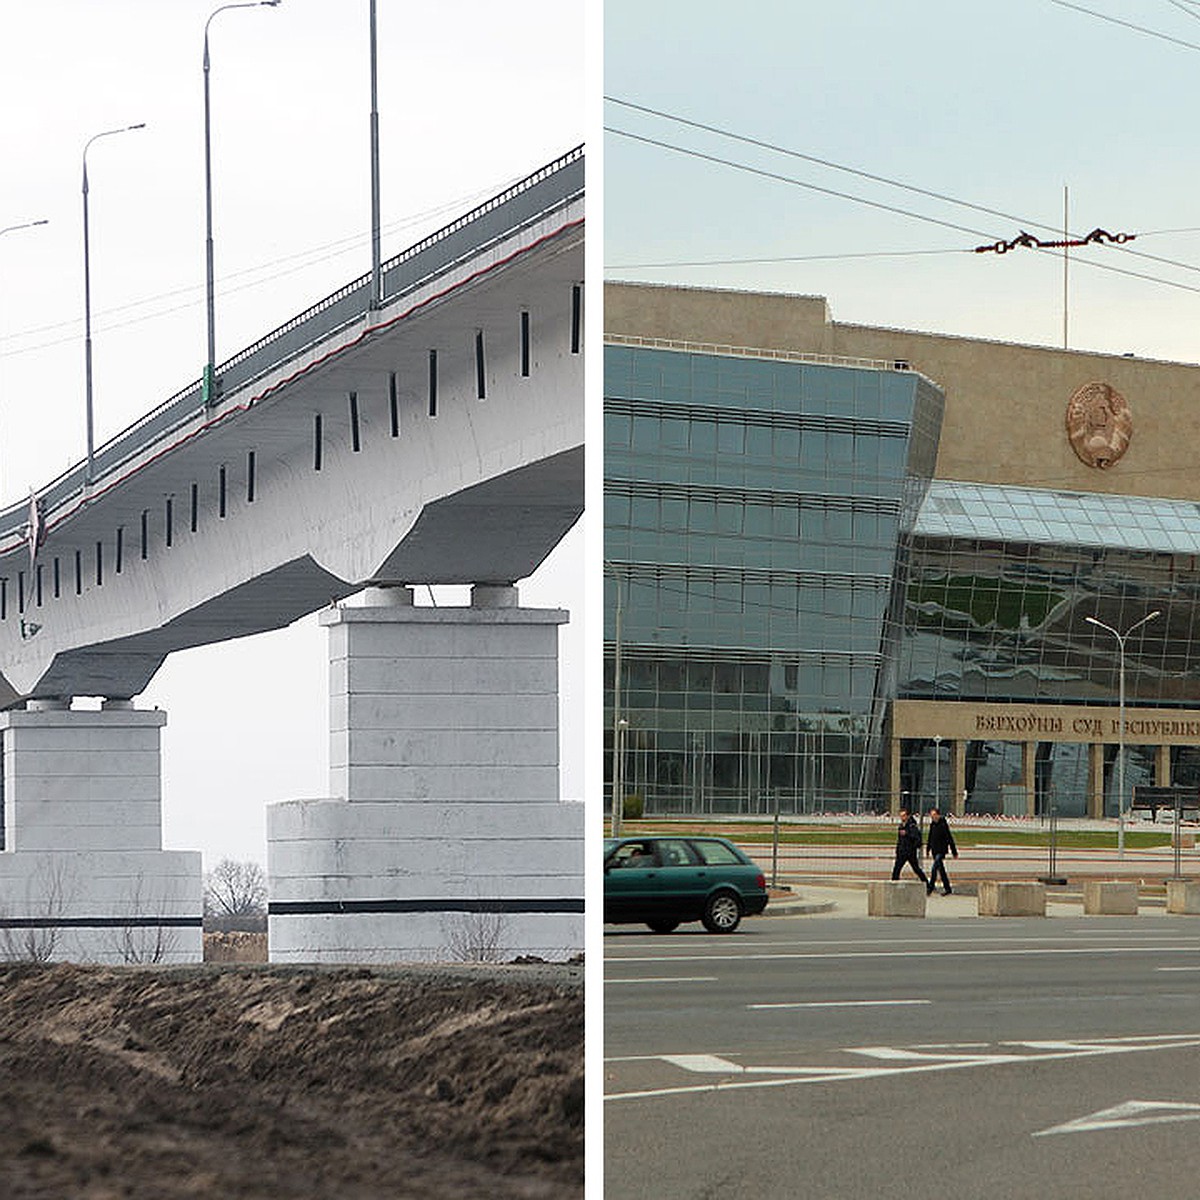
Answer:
603;835;769;933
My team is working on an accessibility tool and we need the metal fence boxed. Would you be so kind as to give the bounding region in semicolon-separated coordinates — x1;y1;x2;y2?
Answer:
607;808;1199;885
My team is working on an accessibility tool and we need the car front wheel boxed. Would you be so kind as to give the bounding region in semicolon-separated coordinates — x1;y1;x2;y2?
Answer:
702;890;742;934
646;919;680;934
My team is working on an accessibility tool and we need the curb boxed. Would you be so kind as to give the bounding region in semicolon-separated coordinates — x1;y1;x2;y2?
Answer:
763;899;837;916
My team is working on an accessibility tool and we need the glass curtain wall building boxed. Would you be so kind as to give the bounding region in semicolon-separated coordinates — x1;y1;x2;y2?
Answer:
604;340;943;814
605;283;1200;822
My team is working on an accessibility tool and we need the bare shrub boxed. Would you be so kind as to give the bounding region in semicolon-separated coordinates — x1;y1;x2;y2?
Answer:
441;907;509;963
109;874;179;965
0;861;76;963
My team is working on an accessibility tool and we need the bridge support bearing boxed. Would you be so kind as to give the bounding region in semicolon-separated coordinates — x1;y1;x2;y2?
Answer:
0;706;202;963
267;587;583;962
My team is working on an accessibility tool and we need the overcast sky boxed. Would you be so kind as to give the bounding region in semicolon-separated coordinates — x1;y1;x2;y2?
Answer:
605;0;1200;365
0;1;585;867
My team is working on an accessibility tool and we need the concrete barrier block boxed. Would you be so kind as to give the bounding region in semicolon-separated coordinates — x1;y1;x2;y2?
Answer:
978;881;1045;916
1166;880;1200;914
1082;881;1139;915
867;881;927;917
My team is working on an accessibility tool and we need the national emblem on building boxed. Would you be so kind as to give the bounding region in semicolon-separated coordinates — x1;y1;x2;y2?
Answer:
1066;381;1132;469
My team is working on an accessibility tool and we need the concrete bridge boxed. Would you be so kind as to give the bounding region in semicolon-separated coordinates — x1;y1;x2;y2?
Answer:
0;148;584;963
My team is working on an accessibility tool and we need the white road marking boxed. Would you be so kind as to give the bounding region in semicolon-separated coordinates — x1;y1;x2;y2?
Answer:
748;999;931;1010
606;976;717;984
605;944;1200;965
911;1042;991;1050
662;934;1192;949
846;1045;996;1061
1157;966;1200;972
660;1054;877;1077
605;1033;1200;1103
661;1054;744;1073
1034;1100;1200;1137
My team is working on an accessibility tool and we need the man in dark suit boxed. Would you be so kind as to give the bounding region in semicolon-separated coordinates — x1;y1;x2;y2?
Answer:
925;807;959;895
891;808;929;886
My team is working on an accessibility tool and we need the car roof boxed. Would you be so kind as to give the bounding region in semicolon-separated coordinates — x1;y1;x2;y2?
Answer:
604;834;738;847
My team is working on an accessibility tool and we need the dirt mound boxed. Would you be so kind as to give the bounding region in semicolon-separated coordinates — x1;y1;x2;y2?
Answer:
0;962;583;1199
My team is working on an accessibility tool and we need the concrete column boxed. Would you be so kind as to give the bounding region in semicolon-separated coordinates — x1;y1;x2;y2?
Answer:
1088;741;1105;819
268;587;583;963
1021;741;1037;817
949;739;966;817
327;584;563;804
0;704;201;963
1156;743;1171;786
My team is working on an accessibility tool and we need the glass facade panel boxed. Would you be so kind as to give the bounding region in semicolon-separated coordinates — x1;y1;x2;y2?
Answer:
898;531;1200;707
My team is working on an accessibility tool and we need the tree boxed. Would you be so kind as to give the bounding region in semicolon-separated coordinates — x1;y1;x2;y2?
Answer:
204;859;267;920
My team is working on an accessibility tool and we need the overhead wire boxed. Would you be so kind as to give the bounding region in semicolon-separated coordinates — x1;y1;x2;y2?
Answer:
608;249;968;270
1048;0;1200;50
607;96;1067;239
607;96;1200;279
605;123;1200;297
0;181;506;359
1164;0;1200;23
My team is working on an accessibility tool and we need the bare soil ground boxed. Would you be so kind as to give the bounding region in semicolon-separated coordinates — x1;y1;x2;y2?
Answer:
0;961;583;1199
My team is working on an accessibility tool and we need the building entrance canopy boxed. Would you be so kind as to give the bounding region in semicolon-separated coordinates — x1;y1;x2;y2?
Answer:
917;481;1200;556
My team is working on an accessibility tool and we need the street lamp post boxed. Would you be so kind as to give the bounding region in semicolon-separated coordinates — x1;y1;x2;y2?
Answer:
613;718;629;838
932;734;943;818
204;0;282;405
368;0;382;309
83;124;145;483
1085;610;1161;858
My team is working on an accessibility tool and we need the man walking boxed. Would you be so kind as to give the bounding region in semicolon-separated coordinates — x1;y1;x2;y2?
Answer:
925;806;959;895
891;808;929;886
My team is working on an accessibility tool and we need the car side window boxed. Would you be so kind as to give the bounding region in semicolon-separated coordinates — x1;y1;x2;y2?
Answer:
610;842;659;868
656;839;698;867
691;840;741;865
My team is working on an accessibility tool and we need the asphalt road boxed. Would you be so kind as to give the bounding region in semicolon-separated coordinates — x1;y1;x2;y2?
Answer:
605;911;1200;1199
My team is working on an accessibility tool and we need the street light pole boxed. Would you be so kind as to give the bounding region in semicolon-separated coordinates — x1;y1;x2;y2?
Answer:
1085;610;1160;858
83;124;145;483
369;0;382;309
611;567;626;836
932;734;943;819
613;718;629;838
204;0;282;405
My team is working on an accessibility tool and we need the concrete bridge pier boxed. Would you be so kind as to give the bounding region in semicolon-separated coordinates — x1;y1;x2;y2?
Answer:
0;700;202;963
267;585;583;963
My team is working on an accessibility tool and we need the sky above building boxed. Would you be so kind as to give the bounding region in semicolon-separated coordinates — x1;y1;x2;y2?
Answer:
605;0;1200;364
0;1;585;867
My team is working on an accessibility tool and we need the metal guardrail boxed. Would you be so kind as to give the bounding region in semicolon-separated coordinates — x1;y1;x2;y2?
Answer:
5;146;584;545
